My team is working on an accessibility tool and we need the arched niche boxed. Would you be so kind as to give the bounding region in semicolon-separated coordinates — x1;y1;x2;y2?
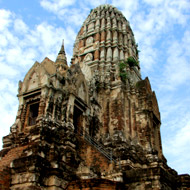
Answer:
84;53;93;63
86;36;94;46
78;82;86;102
80;62;92;82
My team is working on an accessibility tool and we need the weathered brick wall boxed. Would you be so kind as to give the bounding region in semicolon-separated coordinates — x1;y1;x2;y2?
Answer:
0;145;28;190
65;178;125;190
0;168;10;190
0;146;28;170
77;136;112;175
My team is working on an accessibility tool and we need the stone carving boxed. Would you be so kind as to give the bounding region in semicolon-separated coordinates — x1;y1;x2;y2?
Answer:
83;53;93;62
86;36;93;46
78;83;86;101
80;62;92;81
87;22;94;32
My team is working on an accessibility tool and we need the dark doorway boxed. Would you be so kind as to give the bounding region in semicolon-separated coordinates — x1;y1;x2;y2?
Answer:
73;106;83;134
89;116;97;137
28;102;39;126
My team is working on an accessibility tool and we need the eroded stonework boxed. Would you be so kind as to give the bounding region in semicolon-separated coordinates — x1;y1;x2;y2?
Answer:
0;4;189;190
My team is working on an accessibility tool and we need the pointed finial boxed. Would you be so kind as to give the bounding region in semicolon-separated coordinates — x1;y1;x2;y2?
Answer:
56;39;67;66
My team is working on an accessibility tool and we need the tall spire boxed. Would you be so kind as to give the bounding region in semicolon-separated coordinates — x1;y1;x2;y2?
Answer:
72;4;141;84
56;39;67;66
55;40;68;75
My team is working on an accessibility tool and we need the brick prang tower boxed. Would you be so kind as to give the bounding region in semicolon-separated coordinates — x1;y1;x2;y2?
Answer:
0;4;189;190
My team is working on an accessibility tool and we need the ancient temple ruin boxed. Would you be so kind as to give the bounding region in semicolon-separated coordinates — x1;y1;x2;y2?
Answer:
0;4;189;190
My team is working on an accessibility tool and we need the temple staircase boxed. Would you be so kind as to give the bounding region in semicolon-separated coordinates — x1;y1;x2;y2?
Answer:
77;128;117;164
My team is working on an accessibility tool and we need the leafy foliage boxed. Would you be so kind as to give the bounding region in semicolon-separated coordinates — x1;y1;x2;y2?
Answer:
126;56;139;67
119;62;127;83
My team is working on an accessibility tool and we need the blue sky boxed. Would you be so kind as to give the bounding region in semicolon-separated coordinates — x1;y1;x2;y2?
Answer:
0;0;190;174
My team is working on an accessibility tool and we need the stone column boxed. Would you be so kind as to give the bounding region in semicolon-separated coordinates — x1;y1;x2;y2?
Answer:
106;30;112;42
95;32;100;42
113;48;119;61
101;18;105;29
106;17;111;28
94;50;100;60
100;47;105;61
120;50;124;61
95;19;100;29
101;30;106;42
112;17;117;29
106;47;112;62
113;31;118;44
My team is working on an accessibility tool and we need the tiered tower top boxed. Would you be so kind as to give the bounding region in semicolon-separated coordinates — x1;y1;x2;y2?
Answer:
72;5;141;84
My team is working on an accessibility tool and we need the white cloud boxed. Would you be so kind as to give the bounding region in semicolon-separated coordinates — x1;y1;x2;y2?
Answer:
142;0;164;6
163;120;190;174
158;30;190;90
0;14;72;65
40;0;83;24
0;110;17;149
83;0;107;7
32;22;62;49
171;122;190;155
0;62;18;77
0;9;12;31
40;0;76;12
40;0;89;27
6;47;22;64
139;46;158;71
14;19;28;34
0;87;18;149
112;0;139;20
0;79;17;93
66;8;88;26
0;33;8;47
